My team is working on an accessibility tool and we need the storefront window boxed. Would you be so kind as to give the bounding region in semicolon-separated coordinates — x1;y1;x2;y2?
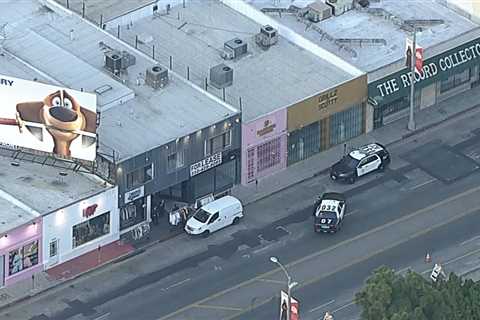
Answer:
329;104;363;146
73;212;110;248
206;130;232;156
287;122;320;166
167;150;185;172
8;240;39;276
193;169;215;199
440;68;471;93
257;137;281;173
120;198;146;230
126;164;153;189
215;159;236;190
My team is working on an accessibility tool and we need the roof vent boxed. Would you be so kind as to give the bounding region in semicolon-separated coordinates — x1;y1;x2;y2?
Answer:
255;25;278;49
222;38;248;60
145;65;169;89
104;50;136;75
209;64;233;89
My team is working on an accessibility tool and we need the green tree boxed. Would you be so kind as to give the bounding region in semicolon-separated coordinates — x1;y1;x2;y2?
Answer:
355;266;480;320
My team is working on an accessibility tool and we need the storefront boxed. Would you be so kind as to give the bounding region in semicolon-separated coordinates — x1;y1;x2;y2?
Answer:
42;187;119;269
287;76;368;165
369;36;480;129
241;109;287;185
0;218;42;287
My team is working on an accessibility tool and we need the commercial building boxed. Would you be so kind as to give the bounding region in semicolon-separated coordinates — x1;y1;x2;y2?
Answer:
250;0;480;130
90;0;365;185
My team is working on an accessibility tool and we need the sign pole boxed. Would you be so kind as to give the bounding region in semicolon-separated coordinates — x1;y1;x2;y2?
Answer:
407;29;416;131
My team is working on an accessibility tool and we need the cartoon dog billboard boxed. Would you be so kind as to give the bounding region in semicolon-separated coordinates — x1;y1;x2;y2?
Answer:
0;75;97;161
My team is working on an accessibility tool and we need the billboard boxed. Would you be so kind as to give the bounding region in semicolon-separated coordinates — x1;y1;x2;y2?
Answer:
0;75;97;161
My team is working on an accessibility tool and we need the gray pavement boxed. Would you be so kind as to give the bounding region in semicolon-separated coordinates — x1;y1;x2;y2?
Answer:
2;103;480;320
0;87;480;317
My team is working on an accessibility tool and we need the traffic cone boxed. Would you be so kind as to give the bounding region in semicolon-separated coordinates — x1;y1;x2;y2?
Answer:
425;252;432;263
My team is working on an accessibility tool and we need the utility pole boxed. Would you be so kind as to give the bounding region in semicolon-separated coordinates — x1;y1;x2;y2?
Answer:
407;28;416;131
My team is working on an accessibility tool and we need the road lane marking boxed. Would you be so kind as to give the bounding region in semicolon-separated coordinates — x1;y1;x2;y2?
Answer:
257;278;284;284
93;313;111;320
421;247;480;274
194;304;243;311
332;300;356;313
309;299;335;313
157;185;480;320
409;179;436;190
345;209;359;217
164;278;190;290
461;235;480;246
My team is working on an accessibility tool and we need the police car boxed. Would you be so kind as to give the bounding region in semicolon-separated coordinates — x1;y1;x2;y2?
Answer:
313;192;346;233
330;143;390;184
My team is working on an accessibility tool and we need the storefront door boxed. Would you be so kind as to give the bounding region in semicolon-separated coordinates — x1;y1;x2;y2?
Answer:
49;239;59;266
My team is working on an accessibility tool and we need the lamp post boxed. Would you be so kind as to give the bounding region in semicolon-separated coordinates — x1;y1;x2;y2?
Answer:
407;27;417;131
270;256;298;320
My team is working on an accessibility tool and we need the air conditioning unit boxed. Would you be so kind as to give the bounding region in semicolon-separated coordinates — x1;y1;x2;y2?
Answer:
104;51;122;75
209;64;233;89
255;25;278;49
120;51;136;70
306;1;333;22
222;38;248;60
145;65;169;89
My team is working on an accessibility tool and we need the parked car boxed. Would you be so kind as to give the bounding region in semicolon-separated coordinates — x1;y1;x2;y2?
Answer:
313;192;346;233
185;196;243;237
330;143;390;184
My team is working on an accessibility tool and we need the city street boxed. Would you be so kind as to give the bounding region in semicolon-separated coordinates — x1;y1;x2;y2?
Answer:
2;111;480;320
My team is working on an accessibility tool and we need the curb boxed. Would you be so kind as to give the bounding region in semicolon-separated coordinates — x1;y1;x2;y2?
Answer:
2;103;479;313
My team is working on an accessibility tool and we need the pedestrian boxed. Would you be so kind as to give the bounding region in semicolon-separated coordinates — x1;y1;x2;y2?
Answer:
152;204;159;225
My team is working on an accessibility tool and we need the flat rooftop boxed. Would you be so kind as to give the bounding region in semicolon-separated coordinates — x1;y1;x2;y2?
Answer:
1;0;238;162
0;153;109;233
248;0;479;74
106;0;357;122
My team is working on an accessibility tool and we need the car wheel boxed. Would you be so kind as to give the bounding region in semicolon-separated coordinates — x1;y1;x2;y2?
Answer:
378;163;385;172
232;217;240;225
348;175;356;184
202;230;210;238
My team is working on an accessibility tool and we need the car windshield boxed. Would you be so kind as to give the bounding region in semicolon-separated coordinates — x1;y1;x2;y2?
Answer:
193;209;211;223
341;155;360;169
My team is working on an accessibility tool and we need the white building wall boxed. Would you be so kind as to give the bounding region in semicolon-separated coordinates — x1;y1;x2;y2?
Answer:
42;187;119;269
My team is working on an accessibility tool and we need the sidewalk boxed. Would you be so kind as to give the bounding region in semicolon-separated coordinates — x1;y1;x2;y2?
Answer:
1;87;480;312
231;87;480;206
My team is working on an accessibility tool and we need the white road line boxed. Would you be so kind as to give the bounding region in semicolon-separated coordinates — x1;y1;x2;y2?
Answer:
309;299;335;313
345;209;359;217
253;243;277;254
93;313;111;320
164;278;191;290
396;266;412;274
421;247;480;274
410;179;436;190
332;300;356;313
461;235;480;246
256;278;284;284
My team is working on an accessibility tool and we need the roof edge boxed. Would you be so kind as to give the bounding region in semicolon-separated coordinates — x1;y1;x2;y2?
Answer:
0;189;41;217
220;0;365;77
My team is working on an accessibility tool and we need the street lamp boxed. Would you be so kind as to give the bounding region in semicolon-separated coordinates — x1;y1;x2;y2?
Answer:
270;256;298;320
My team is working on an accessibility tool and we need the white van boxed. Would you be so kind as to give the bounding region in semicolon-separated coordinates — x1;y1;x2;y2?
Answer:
185;196;243;237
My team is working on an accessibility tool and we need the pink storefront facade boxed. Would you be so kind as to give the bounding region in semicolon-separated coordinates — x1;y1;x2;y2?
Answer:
241;108;288;185
0;218;42;287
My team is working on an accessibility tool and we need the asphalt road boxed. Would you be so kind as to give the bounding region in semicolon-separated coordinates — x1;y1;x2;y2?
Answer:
5;116;480;320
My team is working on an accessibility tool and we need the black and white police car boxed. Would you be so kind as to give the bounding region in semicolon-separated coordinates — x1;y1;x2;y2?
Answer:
313;192;346;233
330;143;390;184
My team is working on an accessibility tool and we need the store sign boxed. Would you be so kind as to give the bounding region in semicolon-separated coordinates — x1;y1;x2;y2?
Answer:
82;204;98;218
125;185;145;203
370;37;480;103
257;119;276;137
190;152;222;177
318;89;338;111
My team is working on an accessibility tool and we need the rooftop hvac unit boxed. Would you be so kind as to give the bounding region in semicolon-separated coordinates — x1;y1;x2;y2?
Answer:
120;51;136;69
104;51;122;75
255;25;278;49
145;65;169;89
209;64;233;89
306;1;333;22
222;38;248;60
